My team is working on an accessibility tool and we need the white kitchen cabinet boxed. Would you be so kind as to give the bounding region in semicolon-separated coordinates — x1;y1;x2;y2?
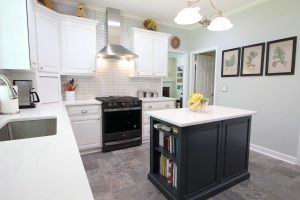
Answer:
67;105;102;154
0;0;30;70
153;36;169;76
36;7;61;73
142;99;176;143
70;116;101;151
130;28;171;77
133;33;153;76
27;0;38;70
38;75;61;103
61;16;98;75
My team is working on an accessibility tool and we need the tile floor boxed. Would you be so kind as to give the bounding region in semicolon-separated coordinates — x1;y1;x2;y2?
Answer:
81;144;300;200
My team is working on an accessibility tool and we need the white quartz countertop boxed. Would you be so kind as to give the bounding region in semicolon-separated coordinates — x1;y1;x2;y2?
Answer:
140;97;177;102
146;105;256;127
0;103;94;200
64;99;101;106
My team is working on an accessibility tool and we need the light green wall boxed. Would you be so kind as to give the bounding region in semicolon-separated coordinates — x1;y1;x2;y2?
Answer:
189;0;300;157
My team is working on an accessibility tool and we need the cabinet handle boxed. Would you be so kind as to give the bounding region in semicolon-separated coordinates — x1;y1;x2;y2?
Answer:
165;104;170;107
81;110;88;114
32;62;37;65
147;106;152;109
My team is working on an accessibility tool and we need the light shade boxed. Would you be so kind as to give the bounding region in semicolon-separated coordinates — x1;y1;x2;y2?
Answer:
207;16;233;31
174;7;203;25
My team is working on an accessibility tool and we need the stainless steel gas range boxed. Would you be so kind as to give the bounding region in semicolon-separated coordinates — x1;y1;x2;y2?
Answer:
95;96;142;152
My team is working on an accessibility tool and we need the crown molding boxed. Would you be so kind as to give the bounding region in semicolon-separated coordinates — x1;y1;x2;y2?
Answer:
53;0;272;31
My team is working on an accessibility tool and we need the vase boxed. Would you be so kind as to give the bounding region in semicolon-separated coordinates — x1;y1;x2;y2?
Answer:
65;91;76;101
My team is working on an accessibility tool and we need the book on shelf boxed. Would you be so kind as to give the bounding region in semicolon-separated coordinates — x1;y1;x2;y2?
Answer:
154;123;178;134
159;153;177;188
159;134;177;155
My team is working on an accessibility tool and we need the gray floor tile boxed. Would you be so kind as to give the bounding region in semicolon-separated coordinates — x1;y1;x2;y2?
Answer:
82;146;300;200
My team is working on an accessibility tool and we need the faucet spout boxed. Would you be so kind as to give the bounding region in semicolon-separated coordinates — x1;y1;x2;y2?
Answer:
0;74;18;99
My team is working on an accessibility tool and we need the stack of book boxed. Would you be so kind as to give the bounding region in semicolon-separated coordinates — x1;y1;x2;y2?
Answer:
159;154;178;188
154;123;178;133
159;131;177;155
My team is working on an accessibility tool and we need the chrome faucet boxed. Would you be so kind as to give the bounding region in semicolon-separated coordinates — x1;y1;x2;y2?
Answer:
0;74;18;99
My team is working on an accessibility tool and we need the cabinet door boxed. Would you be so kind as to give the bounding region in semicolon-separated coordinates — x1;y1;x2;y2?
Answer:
153;36;168;77
0;0;30;70
27;0;38;70
61;21;96;74
38;75;61;103
71;116;101;150
36;11;60;73
134;33;153;76
184;122;222;195
220;117;251;181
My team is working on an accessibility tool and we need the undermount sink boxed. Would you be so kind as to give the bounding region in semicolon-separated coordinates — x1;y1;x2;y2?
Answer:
0;118;57;142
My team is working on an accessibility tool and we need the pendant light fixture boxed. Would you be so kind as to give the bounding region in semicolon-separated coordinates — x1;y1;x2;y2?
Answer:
174;0;233;31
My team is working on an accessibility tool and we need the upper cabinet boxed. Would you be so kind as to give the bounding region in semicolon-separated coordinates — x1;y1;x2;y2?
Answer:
61;16;98;75
0;0;30;70
36;7;61;73
130;28;170;77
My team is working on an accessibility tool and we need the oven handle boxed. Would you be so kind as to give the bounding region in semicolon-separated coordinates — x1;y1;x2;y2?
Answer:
104;107;141;112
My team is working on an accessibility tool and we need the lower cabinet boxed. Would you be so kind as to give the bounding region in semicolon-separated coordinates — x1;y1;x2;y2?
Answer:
67;105;102;153
142;100;176;143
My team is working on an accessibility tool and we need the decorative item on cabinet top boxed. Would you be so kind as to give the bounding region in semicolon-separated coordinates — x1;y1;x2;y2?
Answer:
143;19;158;31
77;3;86;17
38;0;56;10
171;36;181;49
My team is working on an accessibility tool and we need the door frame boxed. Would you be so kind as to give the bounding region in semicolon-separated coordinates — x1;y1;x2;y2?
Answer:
189;47;218;105
297;127;300;165
165;49;189;107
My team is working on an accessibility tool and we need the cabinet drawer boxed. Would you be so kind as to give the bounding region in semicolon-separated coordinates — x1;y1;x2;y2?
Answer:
143;101;175;111
67;105;100;116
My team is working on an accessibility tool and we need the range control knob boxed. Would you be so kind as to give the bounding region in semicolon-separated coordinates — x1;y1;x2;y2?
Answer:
122;102;126;106
108;103;112;107
113;103;118;106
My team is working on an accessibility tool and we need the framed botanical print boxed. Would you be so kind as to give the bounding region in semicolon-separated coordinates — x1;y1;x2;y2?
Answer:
221;48;241;77
241;43;265;76
266;37;297;75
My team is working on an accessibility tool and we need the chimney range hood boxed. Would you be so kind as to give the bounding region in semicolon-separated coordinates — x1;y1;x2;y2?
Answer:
97;7;137;59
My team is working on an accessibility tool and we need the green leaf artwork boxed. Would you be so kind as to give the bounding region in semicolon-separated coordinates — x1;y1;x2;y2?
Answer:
225;55;236;70
272;47;287;67
246;51;258;68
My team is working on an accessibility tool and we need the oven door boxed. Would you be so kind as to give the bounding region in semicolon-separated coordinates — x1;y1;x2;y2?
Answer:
103;107;141;134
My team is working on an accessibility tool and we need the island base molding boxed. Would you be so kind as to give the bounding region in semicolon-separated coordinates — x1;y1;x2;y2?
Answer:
149;116;252;200
148;172;250;200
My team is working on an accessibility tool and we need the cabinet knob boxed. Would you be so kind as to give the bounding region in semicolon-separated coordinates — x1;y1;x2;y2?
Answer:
81;110;88;114
40;66;44;70
148;106;152;109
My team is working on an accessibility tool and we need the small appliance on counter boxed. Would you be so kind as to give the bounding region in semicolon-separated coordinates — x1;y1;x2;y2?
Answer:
13;80;40;109
0;74;19;114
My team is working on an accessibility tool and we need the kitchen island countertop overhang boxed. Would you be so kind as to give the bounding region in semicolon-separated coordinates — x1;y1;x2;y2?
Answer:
145;105;256;127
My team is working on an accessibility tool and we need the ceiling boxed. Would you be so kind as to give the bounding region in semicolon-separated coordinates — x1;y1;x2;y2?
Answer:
55;0;269;30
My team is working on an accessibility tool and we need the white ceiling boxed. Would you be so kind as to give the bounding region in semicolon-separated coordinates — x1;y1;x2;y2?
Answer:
56;0;269;30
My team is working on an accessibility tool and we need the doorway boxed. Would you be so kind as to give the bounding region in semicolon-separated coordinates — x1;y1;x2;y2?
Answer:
190;49;216;105
162;51;188;108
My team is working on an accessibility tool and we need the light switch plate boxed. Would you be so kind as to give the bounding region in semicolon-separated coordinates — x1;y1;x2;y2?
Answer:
221;86;228;92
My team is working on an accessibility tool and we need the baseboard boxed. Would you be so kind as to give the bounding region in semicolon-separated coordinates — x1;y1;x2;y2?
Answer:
250;143;297;165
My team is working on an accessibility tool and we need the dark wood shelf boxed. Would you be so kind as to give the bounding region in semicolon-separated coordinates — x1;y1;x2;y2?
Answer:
155;146;177;162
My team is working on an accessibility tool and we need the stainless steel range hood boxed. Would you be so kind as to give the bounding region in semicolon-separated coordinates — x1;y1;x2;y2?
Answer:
97;7;137;59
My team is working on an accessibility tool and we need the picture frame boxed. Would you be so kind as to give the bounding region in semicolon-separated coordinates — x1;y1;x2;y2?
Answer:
265;36;297;76
221;48;241;77
241;43;265;76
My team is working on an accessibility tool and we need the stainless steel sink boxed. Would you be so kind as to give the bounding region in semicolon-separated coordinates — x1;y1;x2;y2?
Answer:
0;118;57;142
